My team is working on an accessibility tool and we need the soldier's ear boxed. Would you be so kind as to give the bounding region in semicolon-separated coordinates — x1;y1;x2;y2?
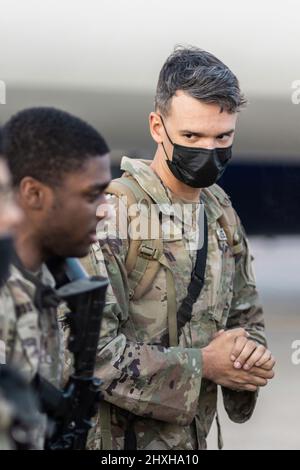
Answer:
149;112;164;145
18;177;50;210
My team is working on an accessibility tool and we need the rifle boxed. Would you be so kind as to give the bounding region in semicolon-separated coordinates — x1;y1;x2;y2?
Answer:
34;258;108;450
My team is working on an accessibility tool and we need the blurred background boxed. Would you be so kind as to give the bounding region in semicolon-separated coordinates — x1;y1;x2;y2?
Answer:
0;0;299;450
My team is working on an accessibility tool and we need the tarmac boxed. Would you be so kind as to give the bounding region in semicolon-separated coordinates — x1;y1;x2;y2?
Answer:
207;236;300;450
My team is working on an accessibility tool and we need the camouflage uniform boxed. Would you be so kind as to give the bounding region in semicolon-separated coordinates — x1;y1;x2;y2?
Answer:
0;394;13;450
86;156;266;450
0;264;64;449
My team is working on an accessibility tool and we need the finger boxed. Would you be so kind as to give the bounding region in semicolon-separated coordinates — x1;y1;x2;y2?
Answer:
230;336;248;362
233;340;257;368
255;350;272;367
246;376;268;387
249;367;275;380
243;345;268;370
236;373;268;387
260;357;276;371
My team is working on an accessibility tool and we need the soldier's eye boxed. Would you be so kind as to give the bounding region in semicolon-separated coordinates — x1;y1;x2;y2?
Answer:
217;133;232;142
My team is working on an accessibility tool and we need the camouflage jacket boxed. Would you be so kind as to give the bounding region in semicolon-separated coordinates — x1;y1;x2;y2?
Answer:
87;157;266;450
0;394;13;450
0;264;64;448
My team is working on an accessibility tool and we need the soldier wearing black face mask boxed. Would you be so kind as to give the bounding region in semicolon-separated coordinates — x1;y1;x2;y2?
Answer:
84;46;274;451
159;114;232;188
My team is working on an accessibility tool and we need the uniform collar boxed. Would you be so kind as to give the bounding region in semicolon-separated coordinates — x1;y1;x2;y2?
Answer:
120;156;223;225
10;263;56;298
121;156;171;213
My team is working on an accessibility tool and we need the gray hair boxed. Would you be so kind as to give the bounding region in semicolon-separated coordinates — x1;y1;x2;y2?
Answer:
155;46;247;115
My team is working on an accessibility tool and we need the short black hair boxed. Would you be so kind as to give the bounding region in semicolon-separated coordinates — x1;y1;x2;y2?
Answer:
2;107;110;186
155;45;247;115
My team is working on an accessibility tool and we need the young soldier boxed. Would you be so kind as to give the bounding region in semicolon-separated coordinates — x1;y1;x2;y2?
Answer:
85;47;275;450
0;108;111;448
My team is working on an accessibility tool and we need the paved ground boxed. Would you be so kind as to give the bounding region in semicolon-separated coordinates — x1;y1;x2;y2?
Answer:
207;236;300;450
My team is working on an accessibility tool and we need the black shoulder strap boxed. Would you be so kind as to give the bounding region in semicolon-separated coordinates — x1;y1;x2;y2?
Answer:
176;209;208;341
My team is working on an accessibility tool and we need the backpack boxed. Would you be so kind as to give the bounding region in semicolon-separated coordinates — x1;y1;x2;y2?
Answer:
100;173;243;300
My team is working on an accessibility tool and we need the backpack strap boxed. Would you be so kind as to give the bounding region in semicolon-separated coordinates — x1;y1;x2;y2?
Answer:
176;209;208;341
105;176;179;346
80;249;99;277
105;176;164;301
203;185;244;256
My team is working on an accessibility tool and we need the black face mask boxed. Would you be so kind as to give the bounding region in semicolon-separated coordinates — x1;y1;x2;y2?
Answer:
0;236;14;288
160;117;232;188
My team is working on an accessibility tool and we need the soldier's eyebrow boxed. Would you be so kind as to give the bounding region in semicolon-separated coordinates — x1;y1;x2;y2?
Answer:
179;129;235;137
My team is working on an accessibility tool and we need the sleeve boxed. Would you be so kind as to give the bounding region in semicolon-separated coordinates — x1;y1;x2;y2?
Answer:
0;283;42;383
0;283;54;449
89;195;203;426
0;286;17;366
222;212;267;423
